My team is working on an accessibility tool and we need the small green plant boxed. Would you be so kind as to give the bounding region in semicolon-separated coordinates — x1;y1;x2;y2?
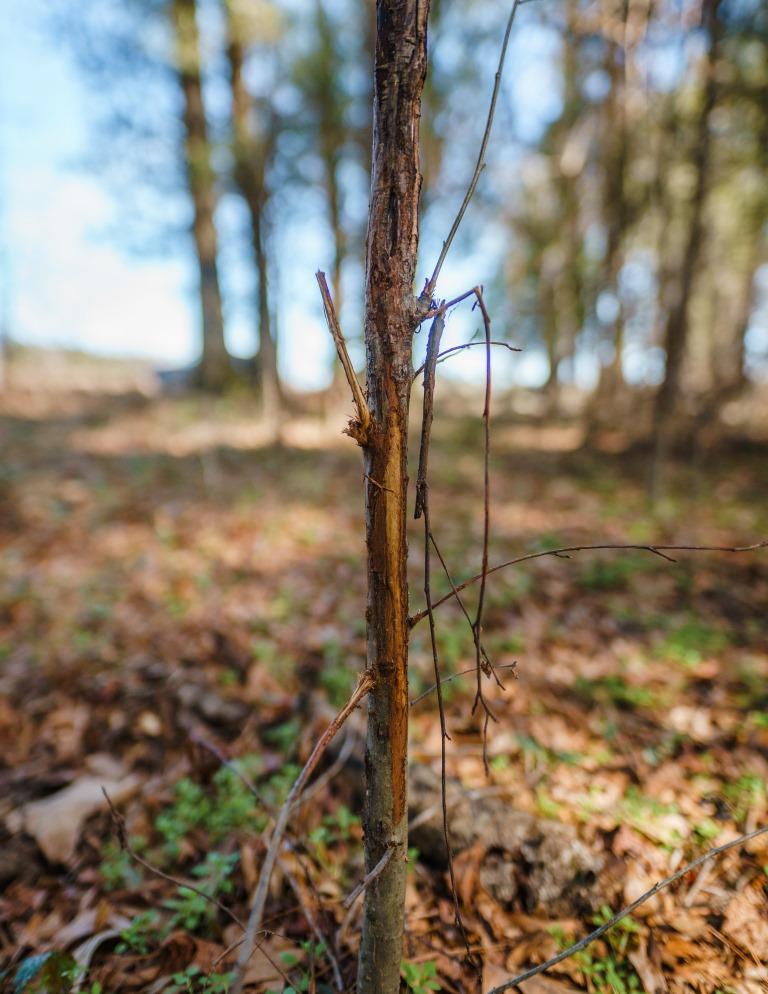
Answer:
722;774;765;824
657;619;729;668
267;942;327;994
550;908;642;994
155;763;270;858
116;910;160;954
164;966;233;993
100;837;145;890
577;555;649;591
164;852;239;932
400;960;441;994
574;674;658;710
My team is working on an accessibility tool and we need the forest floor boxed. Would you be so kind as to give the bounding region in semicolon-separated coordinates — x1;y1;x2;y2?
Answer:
1;383;767;994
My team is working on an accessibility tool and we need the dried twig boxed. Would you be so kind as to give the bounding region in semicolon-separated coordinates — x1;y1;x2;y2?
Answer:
342;847;395;910
423;0;522;299
417;312;477;969
410;661;518;707
316;270;370;443
102;788;245;930
415;308;446;520
429;532;499;684
232;670;374;994
470;287;497;769
412;340;520;381
409;540;768;626
279;857;345;992
486;824;768;994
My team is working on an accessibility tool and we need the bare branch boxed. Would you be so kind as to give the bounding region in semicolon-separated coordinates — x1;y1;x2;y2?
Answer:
471;287;497;768
232;670;375;994
429;532;499;684
416;311;477;967
415;309;446;520
486;824;768;994
409;540;768;627
423;1;522;299
316;270;371;443
410;661;518;707
413;340;520;381
342;847;395;910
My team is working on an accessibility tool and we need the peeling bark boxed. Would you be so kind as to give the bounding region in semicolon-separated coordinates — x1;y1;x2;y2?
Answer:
357;3;430;993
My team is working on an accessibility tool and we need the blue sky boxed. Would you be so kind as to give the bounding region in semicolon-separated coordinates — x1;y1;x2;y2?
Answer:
1;0;566;390
1;0;204;368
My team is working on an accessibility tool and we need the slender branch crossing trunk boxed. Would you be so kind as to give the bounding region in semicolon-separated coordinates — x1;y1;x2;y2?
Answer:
357;3;430;992
171;0;230;392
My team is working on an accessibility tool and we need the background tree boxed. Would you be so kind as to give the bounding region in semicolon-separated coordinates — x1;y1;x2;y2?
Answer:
222;0;282;410
171;0;231;391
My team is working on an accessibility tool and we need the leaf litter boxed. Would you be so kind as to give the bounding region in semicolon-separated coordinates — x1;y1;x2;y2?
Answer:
0;387;767;993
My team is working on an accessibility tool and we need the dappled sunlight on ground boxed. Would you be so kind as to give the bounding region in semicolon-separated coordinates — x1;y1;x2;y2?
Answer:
1;386;767;992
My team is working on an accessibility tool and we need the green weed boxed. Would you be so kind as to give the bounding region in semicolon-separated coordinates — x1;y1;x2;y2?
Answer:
401;960;441;994
574;674;658;710
116;910;161;954
550;907;641;994
164;851;239;932
657;619;729;668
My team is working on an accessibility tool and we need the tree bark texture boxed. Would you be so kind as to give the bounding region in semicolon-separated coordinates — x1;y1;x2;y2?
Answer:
358;3;430;993
223;5;281;413
171;0;230;392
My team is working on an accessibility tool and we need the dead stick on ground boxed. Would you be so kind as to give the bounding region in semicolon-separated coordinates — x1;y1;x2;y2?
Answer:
316;271;370;441
409;540;768;626
232;670;374;994
279;857;345;992
486;824;768;993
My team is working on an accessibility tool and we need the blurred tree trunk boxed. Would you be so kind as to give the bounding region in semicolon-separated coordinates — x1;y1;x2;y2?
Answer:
650;0;720;493
547;0;584;412
315;2;348;348
223;0;281;415
598;10;628;394
171;0;231;392
357;2;429;992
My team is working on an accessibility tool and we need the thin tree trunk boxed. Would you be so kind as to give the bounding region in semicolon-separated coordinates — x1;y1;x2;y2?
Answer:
223;4;281;414
650;0;720;493
171;0;230;392
357;3;430;992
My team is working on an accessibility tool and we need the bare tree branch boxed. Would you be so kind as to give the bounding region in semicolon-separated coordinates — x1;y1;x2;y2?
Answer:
342;847;395;910
413;340;520;381
410;661;518;707
316;270;371;443
418;314;477;966
470;287;497;768
423;0;522;299
409;540;768;626
486;824;768;994
415;309;446;520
